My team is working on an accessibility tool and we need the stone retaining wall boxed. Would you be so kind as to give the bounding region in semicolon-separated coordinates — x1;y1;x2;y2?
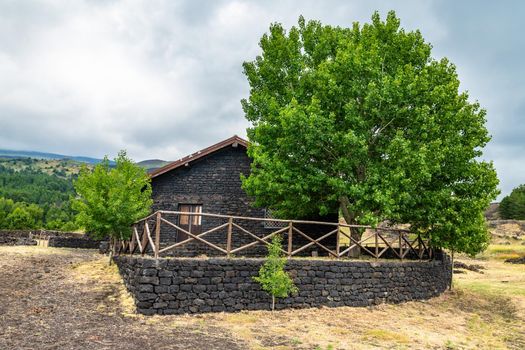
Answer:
115;254;451;315
0;230;100;249
47;236;100;249
0;230;37;246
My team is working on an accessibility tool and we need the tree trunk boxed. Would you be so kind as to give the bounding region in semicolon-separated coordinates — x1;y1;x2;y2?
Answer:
449;250;454;290
339;195;361;258
108;237;114;266
271;295;275;311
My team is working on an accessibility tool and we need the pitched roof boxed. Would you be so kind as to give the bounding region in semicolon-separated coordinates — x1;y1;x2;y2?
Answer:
149;135;249;179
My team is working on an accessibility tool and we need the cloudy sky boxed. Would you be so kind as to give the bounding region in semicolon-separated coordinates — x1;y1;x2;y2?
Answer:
0;0;523;198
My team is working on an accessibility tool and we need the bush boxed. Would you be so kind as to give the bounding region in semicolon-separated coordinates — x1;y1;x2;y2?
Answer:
499;185;525;220
6;207;36;229
253;234;298;310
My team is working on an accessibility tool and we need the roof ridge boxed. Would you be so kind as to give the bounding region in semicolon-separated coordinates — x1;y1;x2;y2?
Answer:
149;135;248;178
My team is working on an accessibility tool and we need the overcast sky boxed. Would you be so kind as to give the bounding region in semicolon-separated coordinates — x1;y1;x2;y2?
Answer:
0;1;523;198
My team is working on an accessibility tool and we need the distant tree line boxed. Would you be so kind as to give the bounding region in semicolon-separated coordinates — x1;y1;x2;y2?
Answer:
0;164;78;230
500;184;525;220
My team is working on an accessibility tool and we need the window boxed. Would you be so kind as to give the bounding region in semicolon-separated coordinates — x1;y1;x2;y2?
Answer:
263;208;287;229
177;204;203;241
179;204;202;226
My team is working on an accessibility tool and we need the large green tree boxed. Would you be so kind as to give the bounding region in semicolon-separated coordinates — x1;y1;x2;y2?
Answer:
499;185;525;220
241;11;499;256
73;151;152;259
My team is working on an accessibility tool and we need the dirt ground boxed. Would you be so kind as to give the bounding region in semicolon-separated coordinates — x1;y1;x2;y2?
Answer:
0;246;245;350
0;245;524;350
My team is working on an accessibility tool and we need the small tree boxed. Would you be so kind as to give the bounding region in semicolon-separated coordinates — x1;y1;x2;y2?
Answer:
253;234;298;311
499;185;525;220
73;151;152;263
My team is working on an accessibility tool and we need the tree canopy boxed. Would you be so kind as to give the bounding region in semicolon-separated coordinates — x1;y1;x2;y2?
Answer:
73;151;152;243
0;163;77;230
241;11;499;255
499;185;525;220
0;198;44;230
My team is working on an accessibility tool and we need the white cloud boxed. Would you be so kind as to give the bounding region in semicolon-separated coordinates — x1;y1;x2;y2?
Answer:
0;0;523;199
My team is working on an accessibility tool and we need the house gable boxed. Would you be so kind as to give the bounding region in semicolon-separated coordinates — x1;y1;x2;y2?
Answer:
148;135;337;257
150;135;248;179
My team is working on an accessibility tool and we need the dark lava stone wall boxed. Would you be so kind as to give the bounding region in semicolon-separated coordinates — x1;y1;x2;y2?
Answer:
150;146;337;257
115;254;451;315
0;230;100;249
0;230;37;246
47;236;100;249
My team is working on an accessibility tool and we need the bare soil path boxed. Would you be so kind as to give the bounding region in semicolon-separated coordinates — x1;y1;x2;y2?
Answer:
0;246;245;350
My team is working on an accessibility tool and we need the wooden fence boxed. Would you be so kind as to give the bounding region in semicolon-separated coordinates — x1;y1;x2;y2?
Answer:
114;210;433;260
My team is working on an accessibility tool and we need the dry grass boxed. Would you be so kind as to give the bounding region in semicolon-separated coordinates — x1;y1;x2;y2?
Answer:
133;290;520;349
2;245;524;349
70;256;137;316
59;243;525;349
132;253;524;350
0;245;70;256
490;222;525;240
480;244;525;261
0;246;244;349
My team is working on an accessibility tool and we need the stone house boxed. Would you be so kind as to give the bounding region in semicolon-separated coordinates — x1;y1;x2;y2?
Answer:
149;135;336;256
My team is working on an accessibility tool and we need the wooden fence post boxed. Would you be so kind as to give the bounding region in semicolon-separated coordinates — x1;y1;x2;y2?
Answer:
155;212;161;259
130;225;135;255
375;230;379;260
336;224;340;258
287;222;293;258
418;234;422;260
227;217;233;258
399;231;403;261
141;222;146;257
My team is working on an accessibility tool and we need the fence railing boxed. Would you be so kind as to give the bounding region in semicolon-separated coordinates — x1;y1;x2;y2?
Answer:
114;210;433;260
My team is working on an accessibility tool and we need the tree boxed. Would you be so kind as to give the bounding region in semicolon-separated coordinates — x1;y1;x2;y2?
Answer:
253;234;298;310
73;151;152;261
499;185;525;220
241;11;499;256
0;197;15;228
6;207;35;229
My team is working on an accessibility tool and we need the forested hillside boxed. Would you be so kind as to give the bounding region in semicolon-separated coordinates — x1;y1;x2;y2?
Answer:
0;158;84;230
0;155;164;230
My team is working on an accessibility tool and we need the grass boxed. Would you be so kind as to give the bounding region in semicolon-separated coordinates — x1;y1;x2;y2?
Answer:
69;256;137;316
0;245;70;256
4;244;524;349
362;329;410;345
0;158;89;178
480;244;525;261
133;275;523;349
455;242;525;322
162;243;525;349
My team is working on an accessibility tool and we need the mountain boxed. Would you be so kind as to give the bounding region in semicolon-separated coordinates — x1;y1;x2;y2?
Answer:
137;159;170;171
0;149;107;164
0;149;170;171
485;202;500;220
